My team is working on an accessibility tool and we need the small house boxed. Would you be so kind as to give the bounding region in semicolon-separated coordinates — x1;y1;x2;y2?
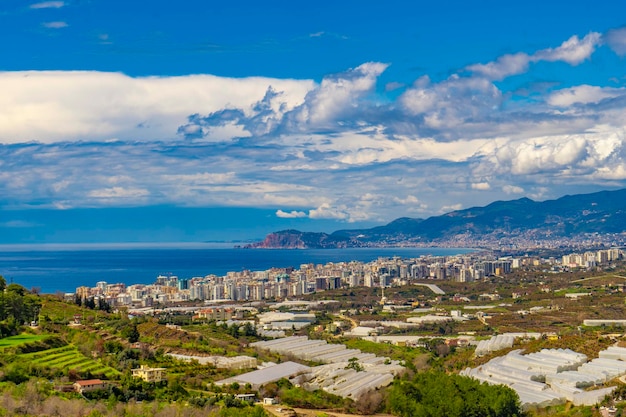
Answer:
74;379;106;393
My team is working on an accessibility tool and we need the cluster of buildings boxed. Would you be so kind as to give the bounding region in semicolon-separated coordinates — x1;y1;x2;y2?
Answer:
462;346;626;407
217;336;402;400
69;365;166;394
561;248;622;268
73;248;623;308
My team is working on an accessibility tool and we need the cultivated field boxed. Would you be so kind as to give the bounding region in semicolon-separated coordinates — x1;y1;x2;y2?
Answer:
21;345;121;379
0;334;49;349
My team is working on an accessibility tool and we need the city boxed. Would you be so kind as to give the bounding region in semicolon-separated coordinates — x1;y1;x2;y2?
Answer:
74;247;624;308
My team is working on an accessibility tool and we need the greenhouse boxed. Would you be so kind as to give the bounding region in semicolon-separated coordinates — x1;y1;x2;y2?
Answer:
251;336;402;400
462;347;623;407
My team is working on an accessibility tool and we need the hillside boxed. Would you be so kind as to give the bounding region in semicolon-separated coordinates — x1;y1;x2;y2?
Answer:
248;189;626;248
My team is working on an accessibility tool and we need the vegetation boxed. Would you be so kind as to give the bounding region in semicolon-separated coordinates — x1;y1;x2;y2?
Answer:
0;277;41;337
266;378;352;411
0;333;49;349
387;372;524;417
4;261;626;416
22;344;121;379
0;379;269;417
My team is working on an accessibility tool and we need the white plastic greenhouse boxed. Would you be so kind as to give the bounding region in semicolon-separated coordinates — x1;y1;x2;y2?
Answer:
461;347;622;408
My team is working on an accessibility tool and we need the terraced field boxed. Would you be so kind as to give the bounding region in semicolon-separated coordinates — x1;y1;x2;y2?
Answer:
0;334;49;348
22;345;121;379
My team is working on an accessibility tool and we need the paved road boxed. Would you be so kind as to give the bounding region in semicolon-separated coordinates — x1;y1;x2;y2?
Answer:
414;283;445;295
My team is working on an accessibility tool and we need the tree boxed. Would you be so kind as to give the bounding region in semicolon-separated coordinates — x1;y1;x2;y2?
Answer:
97;297;111;312
123;321;140;343
345;357;364;372
356;389;383;415
0;283;41;334
84;297;96;309
229;323;240;338
243;322;257;337
386;372;523;417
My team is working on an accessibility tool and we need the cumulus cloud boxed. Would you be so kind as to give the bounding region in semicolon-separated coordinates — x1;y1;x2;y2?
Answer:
392;195;421;205
492;136;588;175
181;62;388;139
502;185;524;194
1;30;625;225
466;33;601;82
478;130;625;181
0;71;313;143
400;74;502;132
547;85;626;107
534;32;601;65
466;52;531;80
440;204;463;213
471;182;491;190
308;203;351;220
284;62;387;130
276;210;307;218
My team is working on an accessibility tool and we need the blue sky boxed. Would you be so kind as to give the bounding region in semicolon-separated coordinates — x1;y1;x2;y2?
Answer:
1;0;626;243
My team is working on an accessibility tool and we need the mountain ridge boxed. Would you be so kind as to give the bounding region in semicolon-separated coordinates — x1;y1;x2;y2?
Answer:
245;189;626;249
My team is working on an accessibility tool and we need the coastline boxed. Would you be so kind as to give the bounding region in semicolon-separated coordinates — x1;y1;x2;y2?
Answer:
0;246;477;294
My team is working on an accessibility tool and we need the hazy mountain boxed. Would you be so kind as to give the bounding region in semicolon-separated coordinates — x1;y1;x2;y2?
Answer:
247;189;626;248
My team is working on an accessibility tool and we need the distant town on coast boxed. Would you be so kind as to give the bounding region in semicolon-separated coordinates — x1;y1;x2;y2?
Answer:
74;247;623;310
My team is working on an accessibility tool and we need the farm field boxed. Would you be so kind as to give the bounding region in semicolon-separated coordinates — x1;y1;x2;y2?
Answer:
0;334;49;349
21;345;121;379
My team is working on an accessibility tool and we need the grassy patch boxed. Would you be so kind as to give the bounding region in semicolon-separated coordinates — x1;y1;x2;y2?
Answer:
21;344;121;379
0;334;49;349
342;337;428;366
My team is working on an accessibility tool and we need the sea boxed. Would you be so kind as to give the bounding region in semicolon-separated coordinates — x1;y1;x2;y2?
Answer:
0;243;476;294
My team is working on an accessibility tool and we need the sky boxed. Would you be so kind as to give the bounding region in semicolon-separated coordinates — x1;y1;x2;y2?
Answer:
1;0;626;243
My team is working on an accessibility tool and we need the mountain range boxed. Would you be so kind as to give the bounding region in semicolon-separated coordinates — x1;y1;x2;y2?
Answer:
245;188;626;249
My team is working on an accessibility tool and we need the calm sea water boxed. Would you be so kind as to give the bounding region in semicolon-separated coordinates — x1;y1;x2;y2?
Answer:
0;243;475;294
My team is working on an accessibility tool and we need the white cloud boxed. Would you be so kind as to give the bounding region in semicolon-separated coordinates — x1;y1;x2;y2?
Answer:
400;74;502;129
467;33;602;81
160;172;237;184
385;81;405;92
492;136;589;175
592;164;626;180
88;187;150;198
481;130;626;181
440;204;463;213
0;71;314;143
392;195;420;205
502;185;524;194
308;203;350;220
177;62;389;141
276;210;307;218
42;21;68;29
1;30;625;225
605;27;626;56
30;1;64;9
471;182;491;190
534;32;601;65
547;85;626;106
466;52;530;80
283;62;388;130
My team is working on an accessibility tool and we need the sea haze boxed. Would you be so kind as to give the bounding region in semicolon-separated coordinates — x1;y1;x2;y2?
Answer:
0;244;475;294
